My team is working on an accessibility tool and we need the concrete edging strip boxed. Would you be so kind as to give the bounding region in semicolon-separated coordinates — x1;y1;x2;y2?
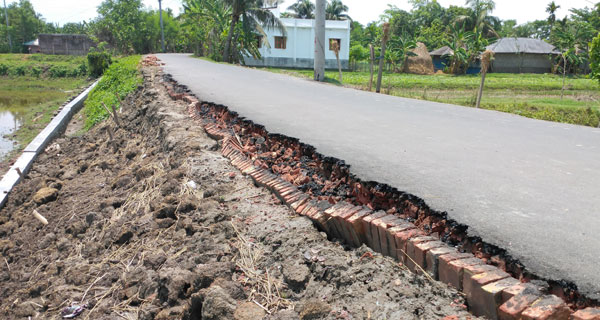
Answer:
0;79;100;209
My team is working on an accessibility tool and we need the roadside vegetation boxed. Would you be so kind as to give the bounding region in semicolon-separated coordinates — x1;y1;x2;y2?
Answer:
83;55;142;129
268;68;600;127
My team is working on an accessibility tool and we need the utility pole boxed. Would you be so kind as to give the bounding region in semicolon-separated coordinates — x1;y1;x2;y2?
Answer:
313;0;325;81
3;0;11;52
158;0;165;52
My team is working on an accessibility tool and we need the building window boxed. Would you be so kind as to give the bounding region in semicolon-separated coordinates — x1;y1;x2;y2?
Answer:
256;36;263;48
274;36;286;49
329;38;341;51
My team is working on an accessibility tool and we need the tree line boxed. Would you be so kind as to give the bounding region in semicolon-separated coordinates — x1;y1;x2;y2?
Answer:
1;0;599;78
349;0;600;75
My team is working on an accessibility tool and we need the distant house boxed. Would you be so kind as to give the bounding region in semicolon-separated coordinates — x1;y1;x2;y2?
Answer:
486;38;560;74
243;8;350;69
429;46;453;71
23;39;41;53
31;34;96;55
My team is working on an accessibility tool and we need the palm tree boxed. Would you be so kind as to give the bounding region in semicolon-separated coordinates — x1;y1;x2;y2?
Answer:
222;0;286;63
546;1;560;30
287;0;314;19
457;0;498;37
326;0;350;21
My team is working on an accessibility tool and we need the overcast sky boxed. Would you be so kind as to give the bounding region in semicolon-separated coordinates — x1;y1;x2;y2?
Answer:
4;0;598;26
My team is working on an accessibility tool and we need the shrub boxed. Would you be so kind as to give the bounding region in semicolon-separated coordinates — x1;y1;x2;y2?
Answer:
0;63;9;75
87;43;112;77
30;66;42;77
49;65;68;78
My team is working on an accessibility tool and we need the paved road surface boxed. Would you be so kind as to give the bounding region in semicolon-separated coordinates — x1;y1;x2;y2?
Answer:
158;54;600;299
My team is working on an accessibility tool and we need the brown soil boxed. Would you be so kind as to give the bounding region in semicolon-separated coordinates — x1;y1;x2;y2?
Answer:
0;65;479;319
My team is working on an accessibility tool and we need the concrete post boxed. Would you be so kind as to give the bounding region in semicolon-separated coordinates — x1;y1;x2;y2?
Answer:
158;0;165;52
313;0;325;81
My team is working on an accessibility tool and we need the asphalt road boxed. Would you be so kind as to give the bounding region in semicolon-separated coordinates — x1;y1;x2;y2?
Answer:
157;54;600;299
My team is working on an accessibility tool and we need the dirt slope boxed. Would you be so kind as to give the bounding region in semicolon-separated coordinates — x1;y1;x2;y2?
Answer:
0;65;477;319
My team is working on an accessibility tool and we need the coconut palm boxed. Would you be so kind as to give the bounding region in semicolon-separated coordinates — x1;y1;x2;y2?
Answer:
546;1;561;30
287;0;314;19
326;0;350;21
456;0;498;37
222;0;286;63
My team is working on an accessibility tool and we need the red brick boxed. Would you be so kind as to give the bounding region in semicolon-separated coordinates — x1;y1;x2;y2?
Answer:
324;203;352;240
571;308;600;320
386;223;416;260
370;215;398;254
439;256;482;289
435;252;473;280
501;283;541;304
424;247;457;280
499;293;542;320
361;211;387;249
310;209;330;233
345;208;372;246
335;206;364;246
464;270;511;315
375;218;407;257
462;264;499;290
470;277;520;319
290;196;309;211
521;295;572;320
394;229;427;263
410;240;445;274
405;236;437;272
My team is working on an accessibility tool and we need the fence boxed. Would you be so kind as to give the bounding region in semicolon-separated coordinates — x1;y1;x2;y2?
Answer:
349;60;395;72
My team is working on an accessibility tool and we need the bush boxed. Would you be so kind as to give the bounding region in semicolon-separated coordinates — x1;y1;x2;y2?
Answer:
87;43;112;77
49;65;68;78
591;33;600;85
84;55;141;128
0;63;7;75
350;44;369;64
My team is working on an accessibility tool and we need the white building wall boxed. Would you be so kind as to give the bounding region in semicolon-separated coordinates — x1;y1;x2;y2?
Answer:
244;17;350;69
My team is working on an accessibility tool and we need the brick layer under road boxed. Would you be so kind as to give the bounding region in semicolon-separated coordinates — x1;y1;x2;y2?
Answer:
157;54;600;299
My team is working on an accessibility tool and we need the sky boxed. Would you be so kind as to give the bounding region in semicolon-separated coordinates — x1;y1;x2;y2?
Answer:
4;0;599;26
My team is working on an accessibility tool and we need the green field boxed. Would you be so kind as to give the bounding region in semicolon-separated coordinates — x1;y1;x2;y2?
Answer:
0;54;88;77
265;68;600;127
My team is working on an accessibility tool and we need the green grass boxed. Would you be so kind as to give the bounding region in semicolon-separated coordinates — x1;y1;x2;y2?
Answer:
265;68;600;127
84;55;142;129
0;53;88;77
0;76;91;158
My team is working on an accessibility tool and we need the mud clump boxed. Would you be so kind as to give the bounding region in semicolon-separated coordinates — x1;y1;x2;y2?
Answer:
0;61;479;319
32;187;58;204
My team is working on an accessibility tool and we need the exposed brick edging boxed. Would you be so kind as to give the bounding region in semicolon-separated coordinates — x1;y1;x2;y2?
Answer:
152;58;600;320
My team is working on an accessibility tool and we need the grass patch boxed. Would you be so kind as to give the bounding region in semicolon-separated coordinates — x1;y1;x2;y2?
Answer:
0;76;91;160
84;55;142;129
265;68;600;127
0;53;88;77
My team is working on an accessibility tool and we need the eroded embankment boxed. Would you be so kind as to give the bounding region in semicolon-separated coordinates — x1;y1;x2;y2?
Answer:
159;62;600;319
0;61;479;319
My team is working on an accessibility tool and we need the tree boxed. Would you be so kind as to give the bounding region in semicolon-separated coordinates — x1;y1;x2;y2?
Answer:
0;0;50;53
326;0;349;21
386;32;417;72
182;0;231;58
222;0;285;63
546;1;560;30
287;0;314;19
456;0;498;37
591;32;600;85
94;0;149;54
